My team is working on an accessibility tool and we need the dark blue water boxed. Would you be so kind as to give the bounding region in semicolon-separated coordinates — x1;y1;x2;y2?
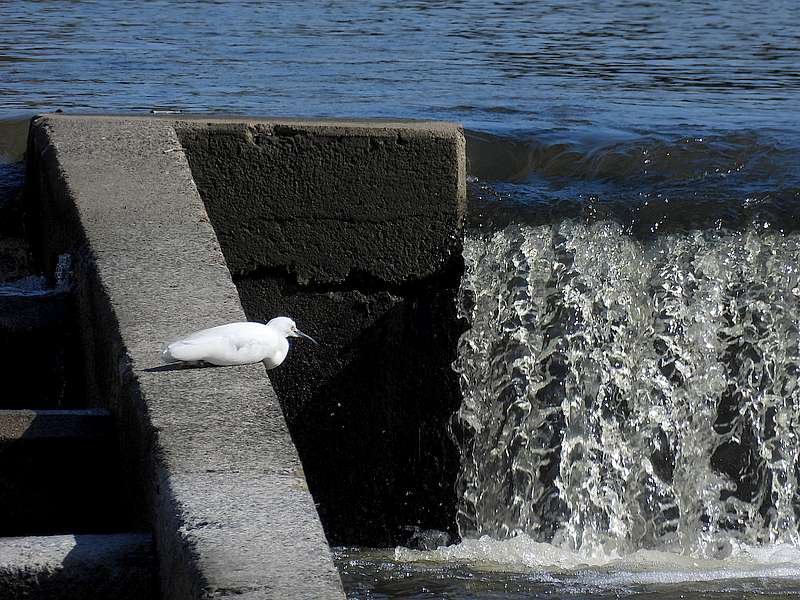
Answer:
2;0;799;230
2;0;799;132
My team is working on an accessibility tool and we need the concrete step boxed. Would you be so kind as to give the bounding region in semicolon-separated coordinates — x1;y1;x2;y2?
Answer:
0;410;132;536
0;533;155;600
0;292;83;408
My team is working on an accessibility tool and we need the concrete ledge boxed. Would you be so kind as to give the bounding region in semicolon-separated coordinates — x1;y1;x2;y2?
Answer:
26;115;345;599
0;533;155;600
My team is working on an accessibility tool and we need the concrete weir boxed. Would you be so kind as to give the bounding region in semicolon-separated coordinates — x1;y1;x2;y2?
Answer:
24;115;466;598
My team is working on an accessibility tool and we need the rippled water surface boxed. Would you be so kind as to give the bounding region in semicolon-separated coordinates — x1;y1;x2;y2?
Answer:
3;2;800;598
3;0;799;226
335;541;800;599
2;0;799;132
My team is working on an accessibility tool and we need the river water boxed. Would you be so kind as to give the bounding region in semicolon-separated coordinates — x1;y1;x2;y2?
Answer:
2;1;800;598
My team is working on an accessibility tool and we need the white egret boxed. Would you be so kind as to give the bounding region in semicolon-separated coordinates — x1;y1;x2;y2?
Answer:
161;317;317;369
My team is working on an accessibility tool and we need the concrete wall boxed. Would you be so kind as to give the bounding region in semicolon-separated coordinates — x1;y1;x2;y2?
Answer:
26;115;346;599
26;114;467;598
176;119;467;545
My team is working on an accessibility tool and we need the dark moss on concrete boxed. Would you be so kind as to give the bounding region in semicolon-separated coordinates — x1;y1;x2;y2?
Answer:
175;120;465;285
177;119;467;546
235;269;465;545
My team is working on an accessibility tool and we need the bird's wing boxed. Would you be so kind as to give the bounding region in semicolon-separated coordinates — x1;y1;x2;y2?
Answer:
224;338;270;365
163;338;214;362
181;322;265;341
163;322;275;366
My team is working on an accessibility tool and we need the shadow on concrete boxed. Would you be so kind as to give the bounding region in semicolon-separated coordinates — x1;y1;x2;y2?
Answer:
141;361;216;373
0;290;85;409
58;534;156;600
2;534;157;600
246;277;466;546
0;411;134;537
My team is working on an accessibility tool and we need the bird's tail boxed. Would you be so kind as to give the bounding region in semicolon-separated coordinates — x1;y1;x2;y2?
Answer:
161;342;177;363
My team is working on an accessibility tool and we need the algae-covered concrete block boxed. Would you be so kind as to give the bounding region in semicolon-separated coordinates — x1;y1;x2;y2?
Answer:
176;119;465;285
176;118;467;546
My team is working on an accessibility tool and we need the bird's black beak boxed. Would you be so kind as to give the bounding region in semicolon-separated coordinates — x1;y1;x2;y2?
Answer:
296;329;319;345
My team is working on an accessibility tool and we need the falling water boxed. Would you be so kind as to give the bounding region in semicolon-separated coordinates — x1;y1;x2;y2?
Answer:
454;220;800;559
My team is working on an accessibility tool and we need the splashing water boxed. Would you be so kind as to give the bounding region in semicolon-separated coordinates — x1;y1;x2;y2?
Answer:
453;220;800;561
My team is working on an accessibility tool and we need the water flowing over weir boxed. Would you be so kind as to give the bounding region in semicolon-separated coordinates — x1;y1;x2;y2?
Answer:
453;220;800;558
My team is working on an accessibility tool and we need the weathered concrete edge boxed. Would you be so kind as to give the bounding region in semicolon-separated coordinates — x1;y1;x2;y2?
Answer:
26;114;346;599
49;112;464;136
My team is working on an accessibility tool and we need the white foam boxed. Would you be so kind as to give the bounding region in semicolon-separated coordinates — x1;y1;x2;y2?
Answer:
394;535;800;586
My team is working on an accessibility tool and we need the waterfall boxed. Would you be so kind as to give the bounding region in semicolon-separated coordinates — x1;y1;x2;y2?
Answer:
454;220;800;559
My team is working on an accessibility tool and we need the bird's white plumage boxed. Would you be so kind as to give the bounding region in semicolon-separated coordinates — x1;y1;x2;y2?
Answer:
162;317;314;369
